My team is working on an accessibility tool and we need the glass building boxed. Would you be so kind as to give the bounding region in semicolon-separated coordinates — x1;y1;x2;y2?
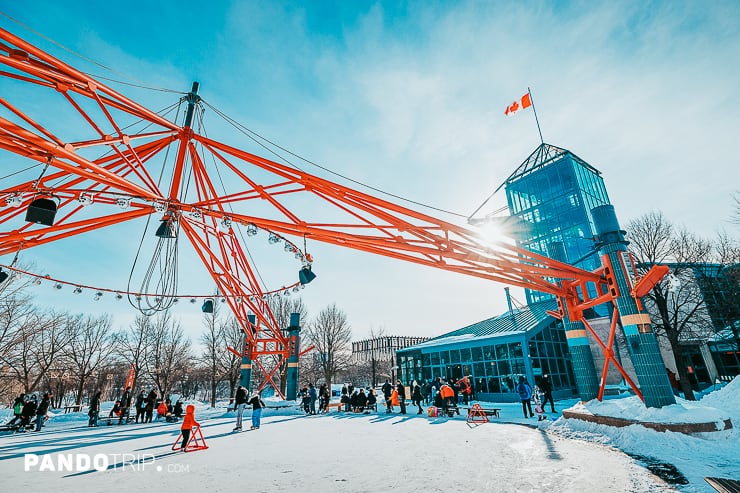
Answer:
504;144;611;311
397;300;576;402
397;143;615;398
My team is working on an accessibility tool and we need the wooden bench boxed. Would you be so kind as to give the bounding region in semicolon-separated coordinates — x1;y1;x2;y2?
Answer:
325;402;344;412
465;406;501;419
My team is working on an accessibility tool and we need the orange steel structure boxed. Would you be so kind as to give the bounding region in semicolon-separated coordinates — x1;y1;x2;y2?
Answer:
0;28;667;398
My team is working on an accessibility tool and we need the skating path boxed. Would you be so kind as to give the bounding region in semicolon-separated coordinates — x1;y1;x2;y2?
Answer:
0;412;675;492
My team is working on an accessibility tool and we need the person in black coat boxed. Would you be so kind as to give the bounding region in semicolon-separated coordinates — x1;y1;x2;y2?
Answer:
35;393;51;431
134;390;146;423
20;396;38;430
88;390;102;427
233;385;248;431
412;382;423;414
173;399;184;418
395;380;406;414
145;389;157;423
118;386;132;425
540;374;556;413
366;389;377;411
381;379;393;413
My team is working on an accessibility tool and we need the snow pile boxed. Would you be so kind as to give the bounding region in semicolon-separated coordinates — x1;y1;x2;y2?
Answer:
699;376;740;424
571;394;730;426
548;382;740;493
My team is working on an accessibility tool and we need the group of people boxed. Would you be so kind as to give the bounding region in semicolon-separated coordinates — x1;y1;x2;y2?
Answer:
86;386;184;427
5;392;53;432
233;385;266;431
339;385;378;413
298;383;329;414
516;374;556;420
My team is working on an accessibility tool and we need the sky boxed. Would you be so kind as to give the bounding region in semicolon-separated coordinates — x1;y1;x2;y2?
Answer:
1;1;739;344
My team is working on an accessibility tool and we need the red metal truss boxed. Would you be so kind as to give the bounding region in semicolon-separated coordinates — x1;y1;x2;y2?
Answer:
0;27;649;391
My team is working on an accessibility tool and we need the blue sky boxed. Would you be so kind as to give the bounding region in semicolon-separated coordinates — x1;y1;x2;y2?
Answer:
1;1;739;343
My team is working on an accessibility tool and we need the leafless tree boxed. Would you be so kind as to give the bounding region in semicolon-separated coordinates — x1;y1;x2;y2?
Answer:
63;314;116;405
143;312;192;398
4;308;69;394
302;304;352;389
199;301;242;407
627;211;737;400
114;314;152;390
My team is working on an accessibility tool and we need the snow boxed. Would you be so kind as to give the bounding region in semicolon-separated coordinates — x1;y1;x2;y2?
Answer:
1;381;738;492
549;377;740;493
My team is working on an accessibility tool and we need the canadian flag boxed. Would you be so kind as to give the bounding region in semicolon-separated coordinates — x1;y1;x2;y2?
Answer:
504;92;532;116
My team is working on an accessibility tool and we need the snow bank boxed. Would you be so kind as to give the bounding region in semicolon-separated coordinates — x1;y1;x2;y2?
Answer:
549;380;740;493
571;395;730;425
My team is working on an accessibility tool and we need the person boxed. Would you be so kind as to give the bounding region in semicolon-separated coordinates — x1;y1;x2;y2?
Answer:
174;399;184;419
532;385;546;421
19;395;38;431
366;388;377;412
119;386;132;425
233;385;248;431
457;376;471;405
308;383;317;415
412;381;423;414
382;379;393;413
319;384;330;413
7;393;25;427
540;374;556;413
516;375;534;418
156;399;168;421
107;400;122;425
439;382;456;415
389;387;399;412
247;392;265;430
357;388;368;413
179;404;198;451
88;390;102;427
134;390;146;423
349;390;359;412
35;392;51;431
300;387;311;414
145;389;157;423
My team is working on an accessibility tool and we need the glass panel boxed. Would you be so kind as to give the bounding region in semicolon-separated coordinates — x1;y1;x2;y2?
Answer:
488;377;501;393
460;348;472;362
510;343;523;358
483;346;494;360
439;351;449;365
430;352;440;365
488;361;499;376
422;353;431;366
472;346;483;361
498;360;510;374
496;345;509;360
450;350;460;363
473;362;485;380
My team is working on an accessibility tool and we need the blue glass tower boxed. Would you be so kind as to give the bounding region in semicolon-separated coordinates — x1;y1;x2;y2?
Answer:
504;143;610;401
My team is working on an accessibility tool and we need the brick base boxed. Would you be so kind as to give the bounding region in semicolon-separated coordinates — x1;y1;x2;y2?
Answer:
561;409;733;435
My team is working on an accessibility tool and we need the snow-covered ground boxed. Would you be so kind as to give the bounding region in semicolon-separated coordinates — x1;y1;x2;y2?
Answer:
0;378;737;493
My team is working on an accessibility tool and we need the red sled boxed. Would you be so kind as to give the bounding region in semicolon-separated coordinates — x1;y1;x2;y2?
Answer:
172;425;209;452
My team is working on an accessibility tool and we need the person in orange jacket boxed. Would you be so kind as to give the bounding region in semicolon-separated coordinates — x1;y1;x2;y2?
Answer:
389;388;399;411
439;382;456;415
179;404;198;450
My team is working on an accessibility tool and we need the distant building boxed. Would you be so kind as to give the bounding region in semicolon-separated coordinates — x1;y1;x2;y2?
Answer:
352;336;429;362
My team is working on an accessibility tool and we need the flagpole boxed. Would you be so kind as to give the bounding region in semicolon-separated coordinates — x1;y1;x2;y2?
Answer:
528;87;544;144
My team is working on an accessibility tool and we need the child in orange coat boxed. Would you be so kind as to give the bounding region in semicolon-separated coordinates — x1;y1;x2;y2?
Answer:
179;404;198;450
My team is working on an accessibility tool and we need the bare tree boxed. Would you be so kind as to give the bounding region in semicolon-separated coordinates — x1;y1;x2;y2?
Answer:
144;312;192;397
114;314;152;391
63;314;116;405
627;211;733;400
199;301;240;407
732;192;740;226
302;304;352;389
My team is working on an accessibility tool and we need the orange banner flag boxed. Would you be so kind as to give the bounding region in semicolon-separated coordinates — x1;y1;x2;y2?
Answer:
504;92;532;116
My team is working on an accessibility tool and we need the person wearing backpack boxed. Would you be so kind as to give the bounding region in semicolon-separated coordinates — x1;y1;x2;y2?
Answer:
7;393;24;426
516;375;534;418
247;392;265;430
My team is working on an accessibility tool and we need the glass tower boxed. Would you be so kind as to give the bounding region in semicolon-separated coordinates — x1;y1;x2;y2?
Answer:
505;143;611;313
